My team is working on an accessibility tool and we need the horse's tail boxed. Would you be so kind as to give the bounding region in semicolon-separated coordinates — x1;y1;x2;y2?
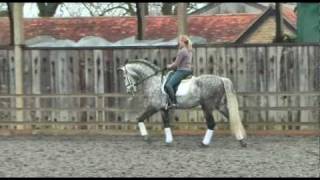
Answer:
221;77;246;140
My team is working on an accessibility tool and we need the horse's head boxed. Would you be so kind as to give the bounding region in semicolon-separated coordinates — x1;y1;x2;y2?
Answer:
118;59;160;94
117;65;137;94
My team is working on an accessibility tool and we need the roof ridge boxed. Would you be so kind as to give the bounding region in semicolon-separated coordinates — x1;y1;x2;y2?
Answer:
234;6;297;43
233;7;272;43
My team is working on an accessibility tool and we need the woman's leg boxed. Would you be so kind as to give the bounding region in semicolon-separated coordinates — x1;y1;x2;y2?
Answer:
164;72;178;104
173;70;192;92
165;70;192;104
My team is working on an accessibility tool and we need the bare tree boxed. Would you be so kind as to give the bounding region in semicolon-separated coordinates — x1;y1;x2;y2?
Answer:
78;2;200;17
187;3;204;13
58;3;84;17
144;3;149;16
78;3;139;16
161;3;175;15
37;3;60;17
58;3;203;17
161;3;203;15
81;3;133;16
0;3;8;16
0;3;6;9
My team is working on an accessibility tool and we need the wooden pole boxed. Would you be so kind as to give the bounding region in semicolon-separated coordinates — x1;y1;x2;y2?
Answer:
136;3;146;40
6;3;14;46
177;3;187;36
275;3;284;42
12;3;24;125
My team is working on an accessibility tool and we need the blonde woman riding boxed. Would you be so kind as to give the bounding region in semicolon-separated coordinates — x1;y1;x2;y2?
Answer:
164;35;193;107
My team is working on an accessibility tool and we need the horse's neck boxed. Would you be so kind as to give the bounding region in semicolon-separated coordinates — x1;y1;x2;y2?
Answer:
142;74;162;94
129;64;157;80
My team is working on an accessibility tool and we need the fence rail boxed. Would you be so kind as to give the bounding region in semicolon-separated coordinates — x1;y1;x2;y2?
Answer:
0;92;319;132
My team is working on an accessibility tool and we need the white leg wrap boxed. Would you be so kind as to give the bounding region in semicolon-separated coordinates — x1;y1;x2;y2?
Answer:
237;133;244;141
138;122;148;136
164;128;173;143
202;129;214;145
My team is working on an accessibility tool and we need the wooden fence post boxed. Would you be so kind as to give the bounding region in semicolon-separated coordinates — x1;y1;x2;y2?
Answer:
12;3;24;128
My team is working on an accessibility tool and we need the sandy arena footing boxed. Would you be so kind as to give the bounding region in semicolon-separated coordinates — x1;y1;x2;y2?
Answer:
0;135;318;177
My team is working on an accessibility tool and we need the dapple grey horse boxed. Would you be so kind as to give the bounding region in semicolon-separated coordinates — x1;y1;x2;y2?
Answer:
118;59;247;147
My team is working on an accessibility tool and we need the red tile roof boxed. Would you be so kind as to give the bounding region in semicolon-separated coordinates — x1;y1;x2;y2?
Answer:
282;6;297;27
0;17;10;46
0;15;260;45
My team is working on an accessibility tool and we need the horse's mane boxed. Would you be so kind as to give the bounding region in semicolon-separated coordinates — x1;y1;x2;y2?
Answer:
126;59;161;72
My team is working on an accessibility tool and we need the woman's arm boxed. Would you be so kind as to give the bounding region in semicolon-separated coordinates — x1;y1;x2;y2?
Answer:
167;49;187;70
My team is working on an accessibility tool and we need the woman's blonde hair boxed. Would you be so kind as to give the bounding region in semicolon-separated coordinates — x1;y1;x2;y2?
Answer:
179;35;192;51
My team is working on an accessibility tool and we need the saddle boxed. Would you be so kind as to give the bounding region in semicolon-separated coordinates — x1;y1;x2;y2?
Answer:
161;71;195;97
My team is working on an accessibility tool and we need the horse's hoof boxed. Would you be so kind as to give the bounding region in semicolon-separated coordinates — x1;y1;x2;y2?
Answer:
165;142;173;147
239;140;247;148
198;142;209;148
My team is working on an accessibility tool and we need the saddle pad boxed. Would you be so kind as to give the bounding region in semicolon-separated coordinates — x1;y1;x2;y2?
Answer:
175;77;195;96
161;73;195;96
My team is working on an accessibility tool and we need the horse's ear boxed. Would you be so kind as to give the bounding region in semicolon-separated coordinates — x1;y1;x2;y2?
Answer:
124;59;129;65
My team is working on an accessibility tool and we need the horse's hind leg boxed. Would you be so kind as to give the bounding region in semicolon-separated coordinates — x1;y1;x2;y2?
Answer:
200;105;216;146
218;105;247;148
160;109;173;145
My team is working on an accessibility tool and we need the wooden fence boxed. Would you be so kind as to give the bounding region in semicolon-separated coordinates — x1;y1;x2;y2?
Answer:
0;43;319;133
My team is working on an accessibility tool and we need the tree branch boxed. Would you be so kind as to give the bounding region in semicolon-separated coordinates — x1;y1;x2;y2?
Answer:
82;3;132;16
82;3;96;16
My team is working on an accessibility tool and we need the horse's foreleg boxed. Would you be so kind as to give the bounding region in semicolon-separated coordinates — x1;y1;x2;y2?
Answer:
137;106;158;138
160;109;173;144
201;105;216;146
